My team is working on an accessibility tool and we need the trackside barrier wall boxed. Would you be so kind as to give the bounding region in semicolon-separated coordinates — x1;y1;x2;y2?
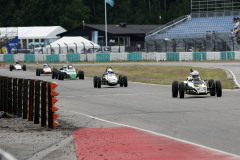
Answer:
46;54;60;62
24;54;36;62
166;52;179;61
0;76;59;129
127;52;142;61
96;53;110;62
3;54;14;62
67;53;81;62
110;52;127;61
0;52;240;62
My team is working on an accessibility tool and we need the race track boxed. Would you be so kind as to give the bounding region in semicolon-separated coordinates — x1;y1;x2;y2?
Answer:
0;63;240;158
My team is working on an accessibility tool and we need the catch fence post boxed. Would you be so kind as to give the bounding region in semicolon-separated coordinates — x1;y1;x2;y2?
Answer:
28;80;35;121
4;77;8;112
18;79;23;117
34;80;40;124
0;76;2;111
47;82;53;128
41;81;47;127
23;79;28;119
7;77;13;113
13;78;18;115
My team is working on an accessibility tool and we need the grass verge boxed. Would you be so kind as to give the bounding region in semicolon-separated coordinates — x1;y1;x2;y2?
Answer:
71;65;235;89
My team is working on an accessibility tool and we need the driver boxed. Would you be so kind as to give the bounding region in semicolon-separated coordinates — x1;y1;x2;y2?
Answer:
187;69;200;81
107;68;114;74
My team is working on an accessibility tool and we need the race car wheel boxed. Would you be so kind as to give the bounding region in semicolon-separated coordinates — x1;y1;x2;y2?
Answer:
179;82;185;99
123;76;128;87
52;71;55;79
216;80;222;97
36;69;39;76
78;71;84;80
172;81;179;98
9;65;13;71
58;72;62;80
93;76;98;88
208;79;215;96
97;77;101;88
62;73;65;80
22;65;26;71
119;76;124;87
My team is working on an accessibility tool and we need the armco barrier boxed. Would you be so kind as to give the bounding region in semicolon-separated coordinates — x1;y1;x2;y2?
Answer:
127;52;142;61
96;53;110;62
1;52;240;62
24;54;35;62
166;52;179;61
46;54;60;62
193;52;206;61
3;54;14;62
67;53;80;62
0;76;59;129
220;52;235;60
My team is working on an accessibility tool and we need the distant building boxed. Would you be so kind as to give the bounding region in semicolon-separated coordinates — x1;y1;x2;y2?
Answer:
0;26;66;53
57;24;160;52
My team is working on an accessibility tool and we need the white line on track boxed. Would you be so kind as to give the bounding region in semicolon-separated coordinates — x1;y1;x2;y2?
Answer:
71;110;240;158
227;69;240;88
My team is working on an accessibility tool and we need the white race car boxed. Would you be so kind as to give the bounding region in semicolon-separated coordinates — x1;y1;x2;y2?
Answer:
172;69;222;98
36;64;52;76
9;62;26;71
93;67;128;88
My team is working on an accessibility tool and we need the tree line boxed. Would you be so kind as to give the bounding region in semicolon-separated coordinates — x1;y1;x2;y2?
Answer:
0;0;190;30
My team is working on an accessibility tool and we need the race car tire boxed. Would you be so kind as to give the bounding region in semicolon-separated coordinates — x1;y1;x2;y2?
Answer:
179;82;185;99
61;72;65;81
78;71;84;80
172;81;178;98
216;80;222;97
9;65;13;71
97;77;101;88
93;76;98;88
52;71;55;79
119;75;123;87
208;79;215;96
58;72;62;80
123;76;128;87
22;65;26;71
36;69;39;76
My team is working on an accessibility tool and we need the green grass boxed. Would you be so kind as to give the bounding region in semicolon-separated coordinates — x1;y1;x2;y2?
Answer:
71;65;235;89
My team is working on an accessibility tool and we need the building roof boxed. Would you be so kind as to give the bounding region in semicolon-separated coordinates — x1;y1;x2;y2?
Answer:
0;26;66;39
57;24;160;36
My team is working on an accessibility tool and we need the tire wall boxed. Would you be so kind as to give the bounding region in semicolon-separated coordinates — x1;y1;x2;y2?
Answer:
0;51;240;62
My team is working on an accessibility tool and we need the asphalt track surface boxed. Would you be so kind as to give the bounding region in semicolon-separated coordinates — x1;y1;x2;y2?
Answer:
0;62;240;159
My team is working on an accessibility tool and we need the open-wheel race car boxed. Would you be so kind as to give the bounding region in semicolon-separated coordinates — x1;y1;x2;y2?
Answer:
172;69;222;98
9;62;26;71
93;67;128;88
36;64;52;76
51;65;84;80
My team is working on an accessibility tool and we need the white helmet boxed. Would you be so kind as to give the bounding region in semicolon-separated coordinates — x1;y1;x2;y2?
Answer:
190;70;199;79
107;68;114;74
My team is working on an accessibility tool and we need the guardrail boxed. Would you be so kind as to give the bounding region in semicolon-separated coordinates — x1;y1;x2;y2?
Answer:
0;77;59;129
0;52;240;63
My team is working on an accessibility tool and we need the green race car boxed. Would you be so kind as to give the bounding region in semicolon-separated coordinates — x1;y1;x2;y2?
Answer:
52;65;84;80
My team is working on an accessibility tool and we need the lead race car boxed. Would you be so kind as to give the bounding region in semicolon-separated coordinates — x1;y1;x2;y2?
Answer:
52;65;84;80
9;62;26;71
36;64;52;76
93;67;128;88
172;69;222;98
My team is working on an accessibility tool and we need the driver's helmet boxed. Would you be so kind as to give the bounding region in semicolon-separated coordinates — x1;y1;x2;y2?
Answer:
107;68;114;74
62;65;67;70
43;64;48;68
68;65;73;69
190;70;200;79
16;62;19;64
